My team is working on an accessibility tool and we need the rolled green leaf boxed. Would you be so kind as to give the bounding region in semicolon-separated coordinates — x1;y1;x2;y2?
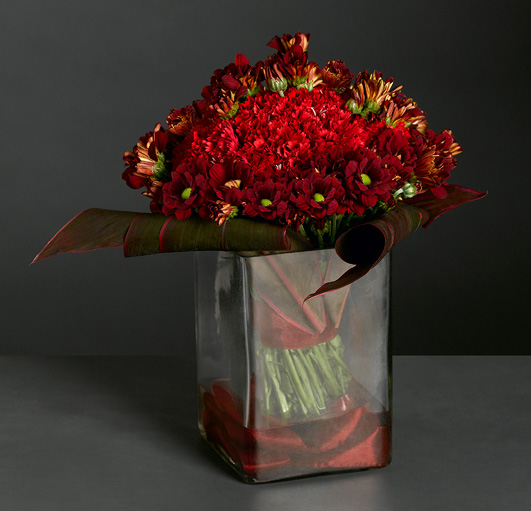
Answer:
33;209;311;263
305;184;487;299
157;216;311;253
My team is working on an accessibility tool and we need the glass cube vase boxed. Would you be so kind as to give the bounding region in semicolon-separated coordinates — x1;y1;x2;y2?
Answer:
194;249;391;483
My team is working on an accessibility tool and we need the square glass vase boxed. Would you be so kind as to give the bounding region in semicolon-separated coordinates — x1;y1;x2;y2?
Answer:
195;248;391;483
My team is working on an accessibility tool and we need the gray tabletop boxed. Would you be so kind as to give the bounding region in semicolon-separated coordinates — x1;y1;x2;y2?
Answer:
1;356;529;511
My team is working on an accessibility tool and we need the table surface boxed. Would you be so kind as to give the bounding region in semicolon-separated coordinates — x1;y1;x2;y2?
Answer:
1;356;529;511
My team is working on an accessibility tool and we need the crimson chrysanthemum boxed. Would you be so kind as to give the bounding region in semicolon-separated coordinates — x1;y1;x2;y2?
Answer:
122;123;177;213
198;160;253;224
412;129;462;198
162;159;208;220
344;148;396;214
242;179;290;222
294;171;347;227
321;60;353;92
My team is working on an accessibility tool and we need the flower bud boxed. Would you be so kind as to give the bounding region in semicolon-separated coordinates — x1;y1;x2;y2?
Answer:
267;77;288;96
365;100;381;114
346;98;364;116
153;151;170;181
402;182;417;198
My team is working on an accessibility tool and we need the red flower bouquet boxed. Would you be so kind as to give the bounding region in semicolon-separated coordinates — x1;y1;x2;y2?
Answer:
35;31;485;483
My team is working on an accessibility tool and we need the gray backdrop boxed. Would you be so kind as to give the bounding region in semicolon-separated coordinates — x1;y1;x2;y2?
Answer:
2;0;529;354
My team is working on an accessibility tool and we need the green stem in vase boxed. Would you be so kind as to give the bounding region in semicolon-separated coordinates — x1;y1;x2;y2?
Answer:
327;338;351;393
281;349;311;416
254;254;356;421
290;349;321;415
327;340;353;395
258;337;355;421
296;349;326;410
312;343;342;397
263;346;291;419
259;348;273;414
328;335;349;371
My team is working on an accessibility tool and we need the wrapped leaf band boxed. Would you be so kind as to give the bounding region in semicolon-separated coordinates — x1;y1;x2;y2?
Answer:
33;184;486;299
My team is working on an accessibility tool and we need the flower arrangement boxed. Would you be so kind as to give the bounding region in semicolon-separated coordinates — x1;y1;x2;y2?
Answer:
34;31;485;482
122;31;464;250
35;31;484;283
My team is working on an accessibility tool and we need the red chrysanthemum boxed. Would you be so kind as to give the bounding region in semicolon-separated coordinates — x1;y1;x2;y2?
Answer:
166;105;198;137
122;123;177;213
267;32;310;54
412;129;462;198
162;159;208;220
294;172;347;227
321;60;353;92
346;70;402;119
344;148;396;213
201;54;263;119
242;180;290;222
198;160;253;224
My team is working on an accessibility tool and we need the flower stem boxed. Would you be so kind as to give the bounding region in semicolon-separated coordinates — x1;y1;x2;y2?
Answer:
312;343;342;396
297;349;326;410
290;350;321;415
281;349;311;415
330;214;339;243
258;335;354;421
262;346;291;419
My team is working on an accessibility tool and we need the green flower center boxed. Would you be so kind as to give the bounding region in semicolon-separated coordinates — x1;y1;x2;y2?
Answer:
361;173;372;186
313;193;325;202
181;187;192;200
260;198;273;207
